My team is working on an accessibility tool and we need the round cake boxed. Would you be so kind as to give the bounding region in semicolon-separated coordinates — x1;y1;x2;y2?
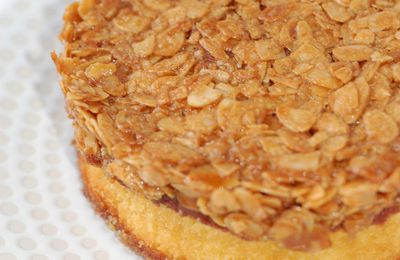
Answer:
54;0;400;259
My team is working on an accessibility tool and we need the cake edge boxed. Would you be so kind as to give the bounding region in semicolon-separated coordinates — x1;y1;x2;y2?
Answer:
78;154;400;260
80;156;170;260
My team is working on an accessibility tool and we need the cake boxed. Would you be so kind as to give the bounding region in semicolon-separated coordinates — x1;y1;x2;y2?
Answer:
53;0;400;259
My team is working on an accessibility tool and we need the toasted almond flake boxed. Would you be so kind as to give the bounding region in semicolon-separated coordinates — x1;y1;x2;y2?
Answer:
348;155;370;174
217;20;247;40
308;131;329;147
353;29;375;45
157;117;185;135
114;14;151;33
78;0;95;18
185;165;226;191
306;185;325;201
143;142;202;163
368;11;398;32
216;98;235;129
143;0;171;11
371;51;393;63
130;93;157;107
385;102;400;123
322;135;348;152
139;163;169;187
85;63;116;80
316;113;349;135
212;162;239;177
291;42;326;64
339;181;378;209
393;63;400;82
236;188;270;221
330;82;359;121
96;113;118;150
349;1;369;11
278;128;313;152
199;38;228;60
209;188;241;214
224;213;265;239
303;187;337;210
154;30;185;57
275;151;321;171
258;4;291;22
304;63;342;89
187;85;222;108
330;77;370;124
132;34;155;58
233;41;261;65
276;106;317;133
380;167;400;193
199;69;230;83
255;39;285;61
242;182;291;198
363;110;399;144
332;45;373;61
396;30;400;40
181;0;208;19
322;1;352;22
259;137;291;156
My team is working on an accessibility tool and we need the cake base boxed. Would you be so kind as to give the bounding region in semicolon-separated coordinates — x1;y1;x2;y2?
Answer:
80;157;400;259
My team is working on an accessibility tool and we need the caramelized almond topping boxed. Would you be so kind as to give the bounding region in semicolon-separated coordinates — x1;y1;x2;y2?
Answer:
56;0;400;251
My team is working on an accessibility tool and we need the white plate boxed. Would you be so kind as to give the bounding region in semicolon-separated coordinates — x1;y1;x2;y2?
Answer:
0;1;140;259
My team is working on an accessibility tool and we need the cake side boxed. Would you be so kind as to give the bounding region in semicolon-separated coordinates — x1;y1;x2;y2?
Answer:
80;156;169;260
80;155;400;260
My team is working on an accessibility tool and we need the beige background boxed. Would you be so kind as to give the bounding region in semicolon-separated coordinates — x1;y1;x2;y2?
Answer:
0;0;140;259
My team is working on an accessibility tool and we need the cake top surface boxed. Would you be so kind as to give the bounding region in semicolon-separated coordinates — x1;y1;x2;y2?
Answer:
55;0;400;251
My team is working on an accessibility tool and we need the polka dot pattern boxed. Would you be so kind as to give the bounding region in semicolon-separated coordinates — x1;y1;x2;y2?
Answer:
0;0;139;259
31;208;49;220
0;253;18;260
24;192;42;205
40;224;58;236
94;250;110;260
81;238;97;249
0;236;5;248
70;225;86;237
21;176;38;189
31;255;50;260
51;239;69;251
0;166;9;179
0;184;12;198
7;220;26;234
18;237;37;251
0;133;9;146
0;202;18;216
